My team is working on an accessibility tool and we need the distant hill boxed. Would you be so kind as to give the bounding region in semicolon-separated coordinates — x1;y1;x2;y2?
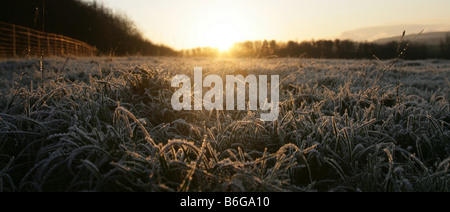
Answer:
339;24;450;42
0;0;176;56
374;31;450;46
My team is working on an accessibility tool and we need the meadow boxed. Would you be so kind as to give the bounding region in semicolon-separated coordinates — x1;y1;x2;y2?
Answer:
0;56;449;192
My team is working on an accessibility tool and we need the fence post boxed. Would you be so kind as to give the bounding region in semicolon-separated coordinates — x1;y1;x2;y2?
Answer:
66;39;70;55
12;24;16;57
38;32;41;54
54;34;57;55
47;34;50;56
27;29;31;55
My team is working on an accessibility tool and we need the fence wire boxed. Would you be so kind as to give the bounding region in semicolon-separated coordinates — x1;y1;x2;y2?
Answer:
0;21;97;58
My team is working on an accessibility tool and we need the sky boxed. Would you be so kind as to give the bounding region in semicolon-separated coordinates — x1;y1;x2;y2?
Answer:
84;0;450;50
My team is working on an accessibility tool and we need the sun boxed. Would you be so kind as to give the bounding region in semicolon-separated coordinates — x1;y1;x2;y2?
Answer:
189;1;253;51
204;23;241;51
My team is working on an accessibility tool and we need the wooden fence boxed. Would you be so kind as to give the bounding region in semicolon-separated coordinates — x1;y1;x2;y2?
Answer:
0;21;97;58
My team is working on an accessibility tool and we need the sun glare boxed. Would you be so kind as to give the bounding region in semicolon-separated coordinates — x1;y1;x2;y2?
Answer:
204;23;241;51
191;2;251;51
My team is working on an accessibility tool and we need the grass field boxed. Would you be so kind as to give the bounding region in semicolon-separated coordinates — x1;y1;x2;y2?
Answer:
0;56;449;192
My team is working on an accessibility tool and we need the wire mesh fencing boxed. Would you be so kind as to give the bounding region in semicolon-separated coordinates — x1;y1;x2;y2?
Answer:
0;21;97;58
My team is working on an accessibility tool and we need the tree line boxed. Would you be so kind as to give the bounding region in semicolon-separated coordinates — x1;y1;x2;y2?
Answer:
1;0;449;59
182;36;450;59
0;0;176;56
